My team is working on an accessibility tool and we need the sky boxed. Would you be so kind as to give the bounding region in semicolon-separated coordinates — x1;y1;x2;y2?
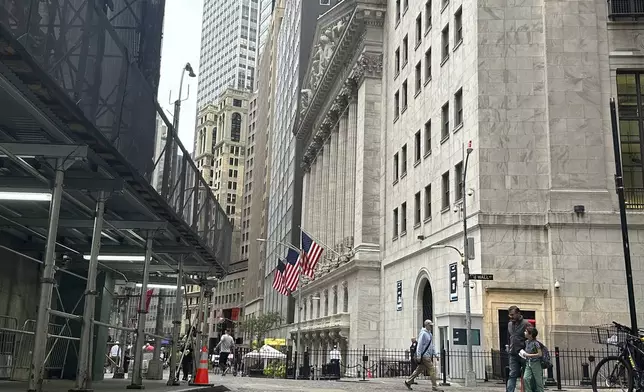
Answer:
157;0;204;154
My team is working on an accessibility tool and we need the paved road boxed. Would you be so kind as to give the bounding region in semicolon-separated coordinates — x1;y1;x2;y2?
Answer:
217;376;507;392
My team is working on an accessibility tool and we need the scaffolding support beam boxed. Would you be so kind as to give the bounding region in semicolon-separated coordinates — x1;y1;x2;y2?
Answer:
72;190;106;391
28;159;64;392
167;257;183;386
127;235;153;390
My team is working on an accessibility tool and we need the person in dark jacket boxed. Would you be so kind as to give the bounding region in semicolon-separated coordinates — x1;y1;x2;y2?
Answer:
181;348;193;381
409;337;418;372
506;306;531;392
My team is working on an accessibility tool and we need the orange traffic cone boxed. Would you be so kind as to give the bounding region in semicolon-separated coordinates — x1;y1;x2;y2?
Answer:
189;346;214;386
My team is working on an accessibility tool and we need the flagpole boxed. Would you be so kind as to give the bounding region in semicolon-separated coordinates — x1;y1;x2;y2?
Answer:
295;261;303;380
298;226;344;257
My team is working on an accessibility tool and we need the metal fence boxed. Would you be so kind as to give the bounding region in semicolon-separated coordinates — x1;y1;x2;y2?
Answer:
608;0;644;17
229;346;617;386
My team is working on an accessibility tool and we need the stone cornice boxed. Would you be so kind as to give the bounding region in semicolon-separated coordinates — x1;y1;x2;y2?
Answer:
296;1;386;147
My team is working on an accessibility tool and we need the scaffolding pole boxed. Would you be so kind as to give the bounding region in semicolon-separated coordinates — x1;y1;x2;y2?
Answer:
28;160;64;392
127;235;153;390
72;191;106;391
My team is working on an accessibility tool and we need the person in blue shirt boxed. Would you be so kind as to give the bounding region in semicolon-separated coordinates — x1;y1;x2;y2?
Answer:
405;319;442;391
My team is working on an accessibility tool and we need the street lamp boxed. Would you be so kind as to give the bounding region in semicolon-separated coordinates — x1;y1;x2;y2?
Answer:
161;62;196;199
428;141;475;387
256;238;304;379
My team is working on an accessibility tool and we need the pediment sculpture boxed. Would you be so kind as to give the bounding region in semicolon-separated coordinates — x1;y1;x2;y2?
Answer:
307;16;350;93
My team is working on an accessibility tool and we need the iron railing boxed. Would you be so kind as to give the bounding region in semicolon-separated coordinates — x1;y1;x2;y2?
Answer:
227;346;617;386
625;188;644;209
0;0;232;273
608;0;644;18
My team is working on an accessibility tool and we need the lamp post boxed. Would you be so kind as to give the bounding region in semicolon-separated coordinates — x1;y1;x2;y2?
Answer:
256;238;303;379
428;140;475;387
161;62;196;200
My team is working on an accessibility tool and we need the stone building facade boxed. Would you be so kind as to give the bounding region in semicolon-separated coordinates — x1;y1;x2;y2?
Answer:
194;88;251;262
380;0;644;365
291;0;386;362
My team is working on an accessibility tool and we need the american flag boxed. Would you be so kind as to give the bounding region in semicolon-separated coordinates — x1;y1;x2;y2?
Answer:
301;231;323;278
272;259;289;296
284;249;301;291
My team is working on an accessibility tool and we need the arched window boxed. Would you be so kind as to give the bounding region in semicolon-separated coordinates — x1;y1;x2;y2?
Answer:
333;286;338;314
343;284;348;312
324;290;329;316
231;112;242;142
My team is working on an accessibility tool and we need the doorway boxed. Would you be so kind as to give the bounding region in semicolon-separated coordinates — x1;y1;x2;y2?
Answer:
497;309;536;349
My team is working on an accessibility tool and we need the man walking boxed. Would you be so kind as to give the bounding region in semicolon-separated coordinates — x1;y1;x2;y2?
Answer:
506;306;531;392
405;320;441;391
215;329;235;375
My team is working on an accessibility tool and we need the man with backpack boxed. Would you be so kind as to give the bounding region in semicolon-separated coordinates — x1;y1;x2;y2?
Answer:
404;320;442;391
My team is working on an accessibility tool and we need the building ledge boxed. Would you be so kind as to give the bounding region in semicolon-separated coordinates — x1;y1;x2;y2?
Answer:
289;312;350;335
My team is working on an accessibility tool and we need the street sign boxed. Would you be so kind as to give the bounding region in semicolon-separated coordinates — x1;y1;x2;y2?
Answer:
469;274;493;281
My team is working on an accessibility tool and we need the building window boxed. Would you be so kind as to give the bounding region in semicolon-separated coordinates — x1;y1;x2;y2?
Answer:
414;192;421;226
320;0;330;4
401;202;407;234
333;287;338;314
441;25;449;63
442;171;450;210
442;0;449;9
393;152;400;182
401;144;408;175
441;102;449;140
231;112;242;142
402;80;408;110
394;90;400;120
454;88;463;128
403;0;409;12
425;48;432;82
424;184;432;220
415;62;422;95
617;72;644;192
424;120;432;156
395;47;401;76
402;35;409;66
393;208;399;237
343;286;348;312
416;13;423;47
395;0;401;24
425;0;432;31
454;7;463;45
232;99;242;107
414;130;422;163
455;161;464;201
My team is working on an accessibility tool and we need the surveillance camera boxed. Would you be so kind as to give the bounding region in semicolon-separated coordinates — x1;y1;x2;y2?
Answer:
453;205;459;213
469;281;475;289
467;188;474;197
554;280;560;289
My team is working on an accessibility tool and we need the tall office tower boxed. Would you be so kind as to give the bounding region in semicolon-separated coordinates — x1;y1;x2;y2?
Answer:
194;88;251;262
197;0;260;106
242;1;284;323
264;0;341;324
240;94;258;264
257;0;275;56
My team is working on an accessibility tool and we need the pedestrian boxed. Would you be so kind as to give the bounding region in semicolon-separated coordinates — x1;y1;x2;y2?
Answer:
109;341;121;373
409;337;418;381
520;327;544;392
181;348;193;381
404;320;441;391
506;306;531;392
215;329;235;375
329;345;341;378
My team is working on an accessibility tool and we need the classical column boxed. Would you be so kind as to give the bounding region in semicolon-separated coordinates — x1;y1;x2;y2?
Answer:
335;113;348;251
321;139;331;251
315;151;324;243
302;167;309;231
328;126;338;251
344;87;358;248
308;161;317;233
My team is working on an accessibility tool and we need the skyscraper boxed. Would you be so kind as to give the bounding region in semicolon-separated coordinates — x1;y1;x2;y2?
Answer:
197;0;260;106
264;0;341;322
257;0;275;55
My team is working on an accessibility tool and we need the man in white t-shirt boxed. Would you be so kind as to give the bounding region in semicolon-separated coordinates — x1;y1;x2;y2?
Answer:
109;342;121;373
215;330;235;375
